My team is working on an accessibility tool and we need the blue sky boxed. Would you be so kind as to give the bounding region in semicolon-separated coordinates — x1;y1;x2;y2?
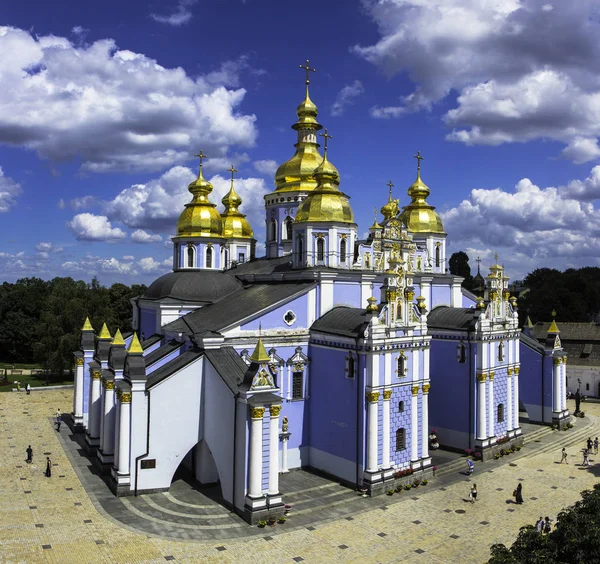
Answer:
1;0;600;285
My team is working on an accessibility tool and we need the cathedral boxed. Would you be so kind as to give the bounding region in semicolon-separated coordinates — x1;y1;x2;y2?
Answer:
72;65;569;524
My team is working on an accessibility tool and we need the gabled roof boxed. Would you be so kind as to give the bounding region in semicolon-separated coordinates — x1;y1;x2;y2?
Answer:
520;331;545;353
163;281;316;336
531;322;600;342
141;334;162;349
145;340;183;367
310;306;369;338
561;342;600;366
146;348;203;388
205;347;249;393
144;270;242;303
427;306;477;331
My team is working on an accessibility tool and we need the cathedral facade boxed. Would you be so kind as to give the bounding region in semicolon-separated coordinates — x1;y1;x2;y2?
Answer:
72;69;568;524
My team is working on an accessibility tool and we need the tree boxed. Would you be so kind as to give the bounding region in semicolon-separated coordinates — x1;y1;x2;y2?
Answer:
449;251;475;290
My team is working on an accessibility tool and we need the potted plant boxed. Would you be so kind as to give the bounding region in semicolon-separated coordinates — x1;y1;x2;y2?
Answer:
387;489;394;496
421;479;428;486
258;521;267;528
404;484;412;491
395;485;403;493
268;517;277;527
494;453;501;460
412;479;420;488
278;516;287;524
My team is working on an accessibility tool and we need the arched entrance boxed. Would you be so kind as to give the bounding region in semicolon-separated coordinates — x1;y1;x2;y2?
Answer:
172;440;224;501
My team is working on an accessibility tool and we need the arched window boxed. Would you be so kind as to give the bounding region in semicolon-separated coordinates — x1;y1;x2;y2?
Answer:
498;341;505;362
346;353;355;378
269;219;277;241
317;238;325;262
435;245;441;268
398;401;404;413
297;236;304;264
285;217;293;241
396;428;406;451
457;342;466;363
187;246;194;268
396;302;402;319
340;238;347;263
205;246;212;268
497;403;505;423
396;352;406;377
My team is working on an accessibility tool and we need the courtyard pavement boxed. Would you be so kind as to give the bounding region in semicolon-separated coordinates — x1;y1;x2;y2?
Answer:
1;389;599;563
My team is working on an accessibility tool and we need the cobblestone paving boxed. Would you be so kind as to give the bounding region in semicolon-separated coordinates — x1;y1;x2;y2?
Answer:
1;389;599;563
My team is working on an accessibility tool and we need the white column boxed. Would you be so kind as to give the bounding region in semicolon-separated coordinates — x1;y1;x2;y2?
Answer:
561;361;568;412
268;406;280;495
286;365;291;401
553;359;561;412
488;373;495;437
281;437;289;473
98;380;106;447
476;373;487;440
117;392;131;476
74;358;84;423
113;396;121;470
382;390;391;468
506;369;514;432
411;386;419;462
366;392;379;472
102;383;115;456
89;371;102;439
513;367;520;430
248;407;264;498
421;384;430;460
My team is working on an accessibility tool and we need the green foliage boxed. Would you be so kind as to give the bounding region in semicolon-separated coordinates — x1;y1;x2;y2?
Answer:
449;251;476;291
0;277;146;373
489;483;600;563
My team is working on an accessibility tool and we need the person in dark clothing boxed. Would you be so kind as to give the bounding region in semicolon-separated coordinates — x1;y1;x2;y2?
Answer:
26;445;33;464
515;483;523;504
45;457;52;478
56;414;62;432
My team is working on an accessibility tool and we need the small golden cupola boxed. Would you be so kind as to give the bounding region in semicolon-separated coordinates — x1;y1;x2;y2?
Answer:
380;180;400;222
399;151;445;234
176;151;223;238
221;165;254;239
295;129;354;224
274;60;324;193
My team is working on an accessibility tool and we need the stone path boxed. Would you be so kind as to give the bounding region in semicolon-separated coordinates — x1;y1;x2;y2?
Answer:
1;389;599;563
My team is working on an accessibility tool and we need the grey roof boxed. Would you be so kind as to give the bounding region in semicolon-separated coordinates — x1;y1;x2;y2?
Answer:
141;334;161;349
228;255;293;276
146;348;203;388
124;354;146;381
80;331;94;351
427;306;477;331
520;331;545;353
204;347;249;393
144;270;242;303
310;306;370;338
108;346;127;371
145;340;183;367
531;322;600;342
561;342;600;367
163;281;316;336
95;339;112;362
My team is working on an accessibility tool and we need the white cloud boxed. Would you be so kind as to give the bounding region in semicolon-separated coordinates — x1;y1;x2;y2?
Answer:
253;159;278;176
0;166;22;212
331;80;364;117
100;257;137;274
69;195;97;210
559;165;600;201
355;1;600;162
67;213;126;241
131;229;162;243
151;0;197;26
71;26;88;36
0;26;257;172
35;241;63;253
122;255;135;261
57;198;65;209
442;169;600;278
138;257;171;273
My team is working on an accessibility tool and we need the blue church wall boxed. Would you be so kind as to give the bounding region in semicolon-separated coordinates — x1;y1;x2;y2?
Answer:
462;293;476;308
432;285;450;307
240;293;308;331
140;308;157;341
146;347;182;375
429;338;473;449
333;282;360;307
82;351;93;423
493;369;508;438
389;385;413;467
519;342;553;425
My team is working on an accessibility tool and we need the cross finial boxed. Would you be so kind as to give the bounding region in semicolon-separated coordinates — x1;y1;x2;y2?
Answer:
194;149;208;167
413;150;424;172
227;164;238;182
299;59;316;85
386;179;394;198
476;256;481;272
319;128;332;153
494;252;499;263
373;207;379;222
552;308;557;319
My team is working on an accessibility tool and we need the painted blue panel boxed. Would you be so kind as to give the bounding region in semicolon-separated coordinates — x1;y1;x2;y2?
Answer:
140;309;157;342
333;282;360;307
240;293;309;331
462;293;476;308
519;340;553;424
262;416;270;491
494;368;508;438
432;285;451;308
146;348;182;375
390;385;412;467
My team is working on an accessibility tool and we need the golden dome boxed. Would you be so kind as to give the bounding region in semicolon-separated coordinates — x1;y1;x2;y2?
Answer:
275;83;324;193
221;177;254;239
399;171;445;234
295;153;354;224
176;160;223;238
380;180;399;221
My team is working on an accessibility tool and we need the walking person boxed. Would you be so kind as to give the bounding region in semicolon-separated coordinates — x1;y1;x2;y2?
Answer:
467;458;475;475
587;437;593;452
515;483;523;504
56;408;61;419
26;445;32;464
583;448;589;466
560;447;568;464
536;517;544;533
594;437;598;455
56;413;62;432
45;457;52;478
470;484;477;503
543;516;552;535
26;382;31;395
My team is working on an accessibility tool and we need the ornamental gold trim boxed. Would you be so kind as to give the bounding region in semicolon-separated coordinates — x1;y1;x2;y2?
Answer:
100;377;107;388
489;372;495;381
476;372;487;383
365;391;380;403
422;383;430;394
120;392;132;403
553;357;563;365
249;407;265;419
383;390;393;400
75;357;84;366
270;405;282;417
507;367;514;376
411;385;419;396
514;366;520;375
92;370;101;380
105;381;115;390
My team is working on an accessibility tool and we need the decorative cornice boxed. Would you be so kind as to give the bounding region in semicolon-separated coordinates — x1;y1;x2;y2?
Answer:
120;392;132;403
411;385;419;396
105;380;115;390
92;370;101;380
422;383;430;394
366;391;380;403
249;407;265;419
507;367;514;376
383;390;393;400
270;405;282;417
476;372;487;383
75;357;84;366
514;366;520;375
553;357;563;365
489;372;495;381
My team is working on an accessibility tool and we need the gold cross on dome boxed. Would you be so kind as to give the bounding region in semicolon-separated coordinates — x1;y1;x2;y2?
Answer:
319;128;332;152
194;150;208;167
386;179;394;197
413;150;424;171
494;252;499;263
299;59;316;84
476;256;481;269
227;164;238;181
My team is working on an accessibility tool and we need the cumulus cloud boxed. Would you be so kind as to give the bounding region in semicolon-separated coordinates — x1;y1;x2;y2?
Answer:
441;169;600;277
67;213;126;241
138;257;171;273
0;166;22;212
0;26;257;172
122;255;135;261
355;1;600;162
150;0;197;26
69;195;97;210
131;229;162;243
331;80;364;117
253;159;277;176
35;242;64;253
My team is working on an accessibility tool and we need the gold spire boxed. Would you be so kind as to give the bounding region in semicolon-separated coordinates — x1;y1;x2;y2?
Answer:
82;317;93;332
98;323;111;339
176;150;223;238
274;60;324;193
381;180;399;221
548;310;560;334
112;328;125;346
525;316;534;328
221;164;254;239
250;337;270;363
399;151;445;234
127;332;143;354
370;207;382;230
